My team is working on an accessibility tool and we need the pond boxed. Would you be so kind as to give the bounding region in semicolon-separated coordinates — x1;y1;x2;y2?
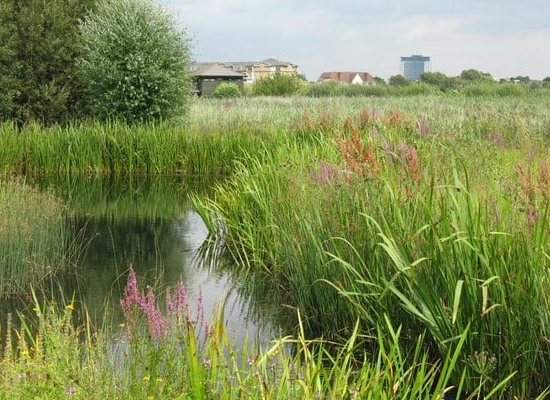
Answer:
2;174;278;346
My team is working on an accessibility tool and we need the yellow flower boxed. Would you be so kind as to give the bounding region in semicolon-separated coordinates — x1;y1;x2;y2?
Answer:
118;323;125;328
147;396;154;400
143;376;150;382
156;377;163;383
65;303;74;310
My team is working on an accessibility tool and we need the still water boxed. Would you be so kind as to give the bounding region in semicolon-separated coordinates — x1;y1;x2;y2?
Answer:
25;174;275;344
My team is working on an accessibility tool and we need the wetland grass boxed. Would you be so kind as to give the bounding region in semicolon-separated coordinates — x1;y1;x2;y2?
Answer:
0;271;522;399
3;95;550;397
0;179;75;298
195;101;550;397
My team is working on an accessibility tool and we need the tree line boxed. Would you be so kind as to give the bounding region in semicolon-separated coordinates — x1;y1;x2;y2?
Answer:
387;69;550;91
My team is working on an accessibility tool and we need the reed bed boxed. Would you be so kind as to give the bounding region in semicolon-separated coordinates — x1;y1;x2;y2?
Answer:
3;95;550;397
2;95;550;176
194;99;550;398
0;179;75;298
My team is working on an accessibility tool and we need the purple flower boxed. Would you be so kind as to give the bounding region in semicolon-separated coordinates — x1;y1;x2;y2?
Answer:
65;386;76;395
140;286;168;340
310;160;340;185
120;267;139;312
417;116;430;135
370;108;377;119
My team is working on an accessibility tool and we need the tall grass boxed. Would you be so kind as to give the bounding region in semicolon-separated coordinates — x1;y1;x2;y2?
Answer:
0;272;525;399
194;106;550;397
0;179;76;298
2;95;550;176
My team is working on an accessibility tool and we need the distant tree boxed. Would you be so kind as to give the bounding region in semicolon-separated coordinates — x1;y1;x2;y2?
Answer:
388;74;410;87
510;76;530;83
419;72;448;88
213;82;242;98
460;69;494;83
252;72;302;96
543;77;550;82
0;0;95;125
77;0;193;123
373;76;387;85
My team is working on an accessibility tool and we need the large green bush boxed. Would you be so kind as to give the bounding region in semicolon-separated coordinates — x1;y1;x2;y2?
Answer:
77;0;193;123
213;82;242;98
252;72;302;96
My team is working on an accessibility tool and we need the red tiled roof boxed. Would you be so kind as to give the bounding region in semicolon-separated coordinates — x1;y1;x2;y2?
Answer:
317;71;374;84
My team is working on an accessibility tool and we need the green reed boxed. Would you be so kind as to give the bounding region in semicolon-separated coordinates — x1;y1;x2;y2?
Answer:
194;104;550;397
0;277;525;399
0;179;76;298
2;95;550;176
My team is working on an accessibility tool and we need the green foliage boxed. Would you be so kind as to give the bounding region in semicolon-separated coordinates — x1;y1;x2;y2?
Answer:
252;72;302;96
388;74;411;87
77;0;193;123
193;100;550;397
213;82;242;98
496;82;527;96
303;80;342;97
0;179;73;297
0;0;93;125
419;71;448;87
460;69;495;83
463;83;498;96
1;276;520;399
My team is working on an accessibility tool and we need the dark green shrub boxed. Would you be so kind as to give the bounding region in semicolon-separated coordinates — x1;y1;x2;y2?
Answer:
0;0;93;125
77;0;193;123
213;82;242;98
388;74;411;87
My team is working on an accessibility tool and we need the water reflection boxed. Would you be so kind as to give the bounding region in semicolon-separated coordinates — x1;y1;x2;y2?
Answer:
2;175;274;346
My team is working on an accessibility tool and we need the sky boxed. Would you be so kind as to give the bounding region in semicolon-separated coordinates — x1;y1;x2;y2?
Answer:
165;0;550;82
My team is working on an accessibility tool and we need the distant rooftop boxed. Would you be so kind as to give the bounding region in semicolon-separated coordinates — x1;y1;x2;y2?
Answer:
401;55;430;61
191;63;245;77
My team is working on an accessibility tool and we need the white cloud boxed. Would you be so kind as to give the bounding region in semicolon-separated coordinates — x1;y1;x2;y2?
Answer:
163;0;550;80
402;16;461;40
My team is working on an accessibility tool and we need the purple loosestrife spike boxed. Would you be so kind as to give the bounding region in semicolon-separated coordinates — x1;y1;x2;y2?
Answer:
311;160;340;185
120;267;139;312
166;291;174;314
175;281;187;314
141;287;168;340
370;108;377;119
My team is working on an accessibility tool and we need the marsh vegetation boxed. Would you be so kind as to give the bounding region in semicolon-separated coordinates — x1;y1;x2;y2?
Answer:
2;95;550;398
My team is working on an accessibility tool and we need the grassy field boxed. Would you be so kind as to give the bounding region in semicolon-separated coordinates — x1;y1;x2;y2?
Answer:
2;94;550;398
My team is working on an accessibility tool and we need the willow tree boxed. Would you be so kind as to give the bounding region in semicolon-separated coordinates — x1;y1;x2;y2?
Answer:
77;0;193;124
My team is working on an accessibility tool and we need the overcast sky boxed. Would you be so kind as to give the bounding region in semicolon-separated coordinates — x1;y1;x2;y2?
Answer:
165;0;550;81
